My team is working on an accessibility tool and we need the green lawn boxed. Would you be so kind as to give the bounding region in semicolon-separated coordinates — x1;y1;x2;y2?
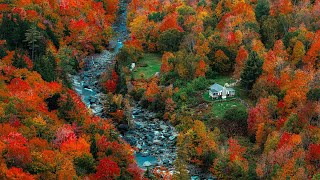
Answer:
211;75;236;85
212;100;246;119
203;75;248;118
133;53;162;79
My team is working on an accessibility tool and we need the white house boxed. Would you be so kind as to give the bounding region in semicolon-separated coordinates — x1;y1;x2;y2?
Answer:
209;83;235;99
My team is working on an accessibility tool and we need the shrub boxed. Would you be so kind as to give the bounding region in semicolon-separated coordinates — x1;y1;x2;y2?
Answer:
223;107;248;134
74;154;96;176
159;29;184;52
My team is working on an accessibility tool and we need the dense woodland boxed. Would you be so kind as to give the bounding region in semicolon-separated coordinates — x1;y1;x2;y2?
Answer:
0;0;144;179
0;0;319;179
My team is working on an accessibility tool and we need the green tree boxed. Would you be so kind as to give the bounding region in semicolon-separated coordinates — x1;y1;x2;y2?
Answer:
255;0;270;21
33;53;57;82
24;25;43;60
283;113;304;134
224;107;248;134
241;52;263;90
0;14;30;50
148;12;164;22
261;17;278;49
12;51;27;69
90;136;98;159
307;88;320;101
159;29;184;52
74;154;96;176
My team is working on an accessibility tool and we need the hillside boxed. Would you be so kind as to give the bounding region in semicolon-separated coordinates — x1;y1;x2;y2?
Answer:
0;0;319;179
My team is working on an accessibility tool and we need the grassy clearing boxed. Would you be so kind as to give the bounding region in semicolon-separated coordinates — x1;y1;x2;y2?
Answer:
203;75;240;102
133;53;162;79
211;75;236;85
211;100;246;119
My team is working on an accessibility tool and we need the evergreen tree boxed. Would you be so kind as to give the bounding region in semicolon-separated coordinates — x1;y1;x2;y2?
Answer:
90;136;98;159
24;25;43;60
241;52;263;90
12;51;27;69
0;14;30;50
261;17;278;49
255;0;270;21
159;29;184;52
33;55;56;82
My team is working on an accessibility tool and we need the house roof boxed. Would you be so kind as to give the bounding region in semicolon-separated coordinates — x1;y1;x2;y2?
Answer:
209;83;235;92
209;83;223;92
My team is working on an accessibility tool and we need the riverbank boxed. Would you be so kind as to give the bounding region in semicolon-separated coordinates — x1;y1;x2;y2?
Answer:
123;104;177;171
70;0;178;174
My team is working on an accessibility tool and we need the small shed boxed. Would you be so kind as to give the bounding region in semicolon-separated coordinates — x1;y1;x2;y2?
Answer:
209;83;235;99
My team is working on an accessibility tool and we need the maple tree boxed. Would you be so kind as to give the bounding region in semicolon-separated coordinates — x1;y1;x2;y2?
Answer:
159;13;183;32
1;0;320;179
95;158;121;179
145;79;160;101
233;46;249;79
194;59;207;78
160;52;174;73
5;167;34;180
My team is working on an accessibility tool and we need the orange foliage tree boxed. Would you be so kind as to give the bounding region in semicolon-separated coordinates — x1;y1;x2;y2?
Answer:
233;46;248;79
194;59;207;77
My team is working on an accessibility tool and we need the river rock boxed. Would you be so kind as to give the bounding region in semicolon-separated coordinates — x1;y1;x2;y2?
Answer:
160;124;167;130
169;135;177;141
71;0;178;174
153;139;162;145
142;151;150;157
143;161;152;167
154;131;160;136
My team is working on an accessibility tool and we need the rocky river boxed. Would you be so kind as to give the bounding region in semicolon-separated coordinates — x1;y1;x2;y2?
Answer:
70;0;177;174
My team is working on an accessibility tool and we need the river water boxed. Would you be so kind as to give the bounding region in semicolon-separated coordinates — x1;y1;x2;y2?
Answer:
70;0;177;173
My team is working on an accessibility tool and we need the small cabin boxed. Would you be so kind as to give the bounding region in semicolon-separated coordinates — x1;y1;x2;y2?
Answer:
209;83;235;99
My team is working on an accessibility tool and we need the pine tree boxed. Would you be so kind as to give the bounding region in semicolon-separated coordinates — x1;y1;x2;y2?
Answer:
255;0;270;21
241;52;263;90
33;55;57;82
24;25;43;60
90;136;98;159
12;52;27;68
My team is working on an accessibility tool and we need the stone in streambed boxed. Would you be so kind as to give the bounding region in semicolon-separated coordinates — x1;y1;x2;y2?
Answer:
118;124;128;133
143;161;152;167
153;140;162;145
141;151;149;157
169;135;177;141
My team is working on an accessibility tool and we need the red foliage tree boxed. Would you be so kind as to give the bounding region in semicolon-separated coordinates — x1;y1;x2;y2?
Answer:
53;124;77;147
307;144;320;162
105;70;118;93
105;80;117;93
234;46;248;79
159;14;183;32
228;138;246;162
6;167;34;180
8;78;31;94
95;158;121;180
160;52;174;73
4;132;31;167
277;132;292;149
127;163;144;180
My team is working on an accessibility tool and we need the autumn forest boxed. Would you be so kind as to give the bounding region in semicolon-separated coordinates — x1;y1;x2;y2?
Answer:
0;0;319;179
